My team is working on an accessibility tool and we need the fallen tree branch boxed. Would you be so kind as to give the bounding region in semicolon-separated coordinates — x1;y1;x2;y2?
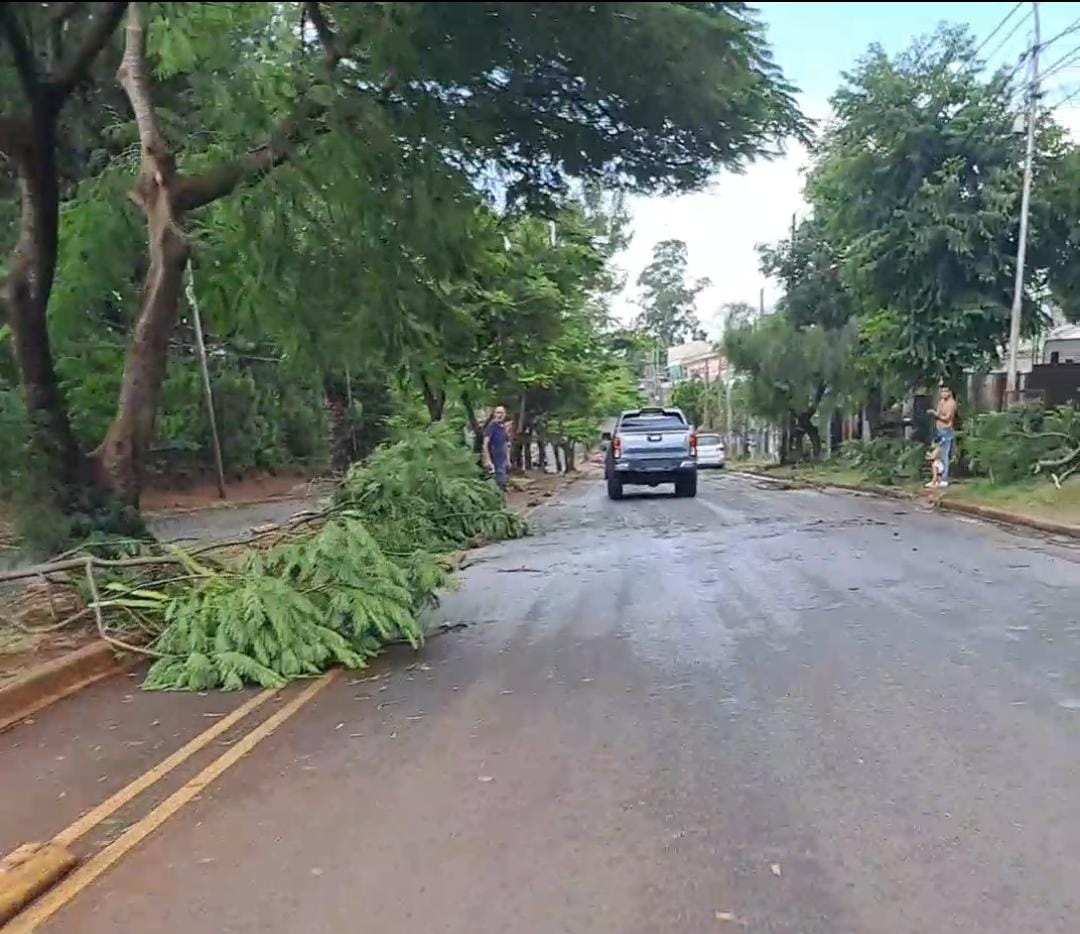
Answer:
84;559;163;658
1035;445;1080;472
12;606;93;634
0;554;190;584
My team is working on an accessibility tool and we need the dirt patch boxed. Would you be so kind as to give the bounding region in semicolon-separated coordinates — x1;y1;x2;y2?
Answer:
507;469;584;511
141;471;320;516
0;626;98;690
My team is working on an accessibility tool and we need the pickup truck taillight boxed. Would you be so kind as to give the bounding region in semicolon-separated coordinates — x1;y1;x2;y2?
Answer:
612;435;621;457
689;432;698;456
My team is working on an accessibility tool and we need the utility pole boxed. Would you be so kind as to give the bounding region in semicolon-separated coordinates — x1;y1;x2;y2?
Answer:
1006;1;1040;402
759;286;765;318
185;260;227;500
789;213;797;293
725;375;734;456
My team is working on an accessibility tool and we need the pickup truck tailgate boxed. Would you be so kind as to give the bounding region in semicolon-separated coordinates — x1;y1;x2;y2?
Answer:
618;429;690;461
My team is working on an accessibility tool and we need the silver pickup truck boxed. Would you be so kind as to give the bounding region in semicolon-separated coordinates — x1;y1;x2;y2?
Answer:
603;407;698;500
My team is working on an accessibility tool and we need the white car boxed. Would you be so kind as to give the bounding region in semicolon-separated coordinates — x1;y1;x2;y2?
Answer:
696;433;725;468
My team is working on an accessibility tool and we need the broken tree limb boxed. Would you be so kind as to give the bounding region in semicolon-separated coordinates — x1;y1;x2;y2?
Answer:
83;559;163;658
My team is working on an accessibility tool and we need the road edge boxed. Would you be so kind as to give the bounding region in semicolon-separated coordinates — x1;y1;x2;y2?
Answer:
734;468;1080;541
0;642;136;735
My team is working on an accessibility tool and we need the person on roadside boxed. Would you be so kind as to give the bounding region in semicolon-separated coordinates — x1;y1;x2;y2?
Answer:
927;383;957;489
483;404;510;494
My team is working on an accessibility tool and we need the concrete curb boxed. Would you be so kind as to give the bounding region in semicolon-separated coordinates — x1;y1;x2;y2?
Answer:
935;498;1080;539
0;842;77;924
734;468;1080;541
0;642;136;735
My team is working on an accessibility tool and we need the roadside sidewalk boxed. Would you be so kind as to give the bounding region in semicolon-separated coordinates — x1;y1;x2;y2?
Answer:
735;466;1080;541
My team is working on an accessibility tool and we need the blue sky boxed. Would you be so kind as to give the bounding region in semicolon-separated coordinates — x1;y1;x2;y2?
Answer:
761;2;1080;102
613;2;1080;332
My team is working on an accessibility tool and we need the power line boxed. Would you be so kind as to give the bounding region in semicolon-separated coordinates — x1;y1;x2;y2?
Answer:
1047;82;1080;108
972;2;1025;60
1004;47;1035;85
1039;15;1080;51
984;6;1033;62
1040;44;1080;83
1008;42;1080;105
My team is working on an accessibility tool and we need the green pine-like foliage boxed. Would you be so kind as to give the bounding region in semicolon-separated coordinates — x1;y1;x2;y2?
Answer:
140;428;526;691
334;424;529;554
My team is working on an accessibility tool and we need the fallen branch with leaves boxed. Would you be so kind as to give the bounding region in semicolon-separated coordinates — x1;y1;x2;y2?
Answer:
964;404;1080;486
1;427;527;690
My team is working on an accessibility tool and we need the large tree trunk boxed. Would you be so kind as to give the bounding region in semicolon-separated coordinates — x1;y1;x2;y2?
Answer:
323;376;354;471
86;2;338;508
462;391;484;457
562;442;575;472
419;375;445;422
865;385;882;438
5;118;84;492
89;5;189;507
796;411;821;460
0;3;133;517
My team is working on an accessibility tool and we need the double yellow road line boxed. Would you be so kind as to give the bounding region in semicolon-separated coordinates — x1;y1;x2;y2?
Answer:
3;670;337;933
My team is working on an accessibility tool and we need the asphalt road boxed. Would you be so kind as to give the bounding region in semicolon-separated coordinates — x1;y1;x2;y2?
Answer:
6;471;1080;933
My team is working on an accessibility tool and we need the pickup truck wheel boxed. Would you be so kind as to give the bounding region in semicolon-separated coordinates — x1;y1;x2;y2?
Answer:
606;476;624;500
675;474;698;498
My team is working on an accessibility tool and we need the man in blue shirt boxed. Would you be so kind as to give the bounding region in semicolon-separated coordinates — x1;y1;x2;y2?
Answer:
483;405;510;493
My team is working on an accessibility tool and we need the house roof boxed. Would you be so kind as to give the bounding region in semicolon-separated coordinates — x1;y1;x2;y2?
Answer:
666;341;718;366
1046;324;1080;342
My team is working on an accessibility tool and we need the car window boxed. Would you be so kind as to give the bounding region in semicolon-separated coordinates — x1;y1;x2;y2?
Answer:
619;415;686;432
698;434;721;445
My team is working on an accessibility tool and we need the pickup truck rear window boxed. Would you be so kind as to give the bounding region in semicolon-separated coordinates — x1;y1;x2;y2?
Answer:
619;415;686;432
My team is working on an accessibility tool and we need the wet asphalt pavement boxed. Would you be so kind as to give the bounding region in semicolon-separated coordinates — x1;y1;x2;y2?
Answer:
6;471;1080;933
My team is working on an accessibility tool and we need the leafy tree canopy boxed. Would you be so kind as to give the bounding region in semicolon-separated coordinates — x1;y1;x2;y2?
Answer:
635;239;710;347
806;25;1077;385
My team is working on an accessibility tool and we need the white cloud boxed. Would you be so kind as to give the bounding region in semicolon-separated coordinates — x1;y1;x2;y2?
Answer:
613;92;1079;340
612;102;828;339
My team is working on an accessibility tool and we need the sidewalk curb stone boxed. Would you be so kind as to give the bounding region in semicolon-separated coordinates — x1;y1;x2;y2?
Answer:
736;468;1080;541
0;642;136;735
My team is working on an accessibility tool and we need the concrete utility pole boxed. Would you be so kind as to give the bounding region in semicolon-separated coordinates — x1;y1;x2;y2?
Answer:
185;260;227;501
725;375;734;455
1006;1;1040;402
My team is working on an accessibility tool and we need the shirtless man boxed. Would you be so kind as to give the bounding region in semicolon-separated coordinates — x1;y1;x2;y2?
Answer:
928;384;957;488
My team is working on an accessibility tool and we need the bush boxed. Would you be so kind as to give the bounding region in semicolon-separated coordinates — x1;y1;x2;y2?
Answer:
840;437;926;485
964;405;1080;485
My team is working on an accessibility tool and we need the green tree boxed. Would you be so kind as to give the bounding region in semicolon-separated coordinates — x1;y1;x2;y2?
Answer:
724;314;857;460
671;377;724;429
3;0;806;518
807;25;1077;387
635;239;710;347
758;218;855;332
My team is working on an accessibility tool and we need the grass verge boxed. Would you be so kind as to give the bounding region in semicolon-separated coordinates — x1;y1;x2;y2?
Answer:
945;477;1080;527
738;461;1080;529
